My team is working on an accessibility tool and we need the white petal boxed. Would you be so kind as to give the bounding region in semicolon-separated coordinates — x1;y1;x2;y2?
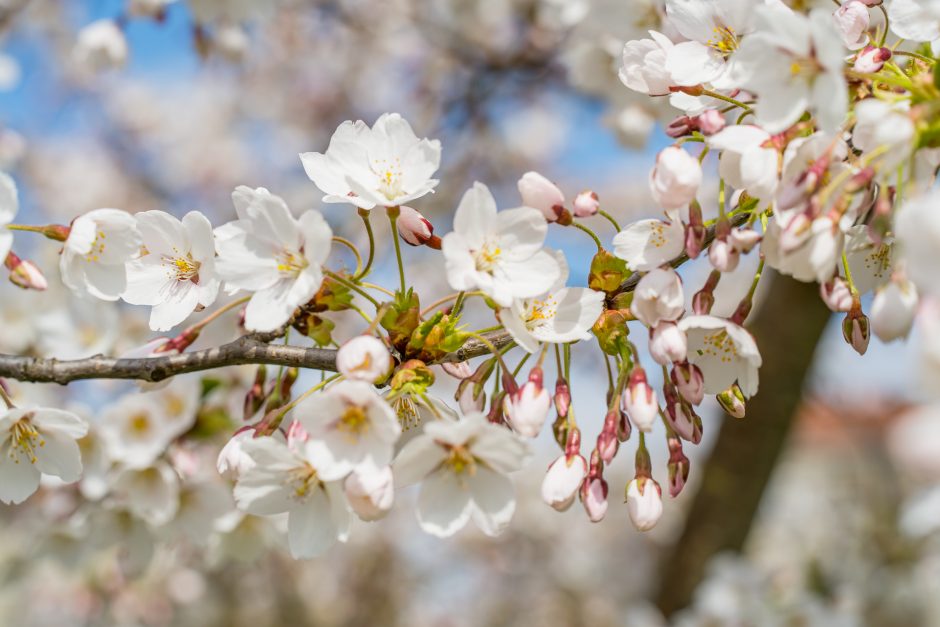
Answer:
287;488;338;559
468;466;516;537
416;469;473;538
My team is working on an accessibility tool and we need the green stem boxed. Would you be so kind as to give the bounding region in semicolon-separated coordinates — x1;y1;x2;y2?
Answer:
274;373;343;422
452;291;467;317
512;352;531;378
331;236;362;275
324;269;380;308
598;210;621;232
701;89;753;113
878;4;889;47
354;208;375;280
841;252;858;297
387;207;406;293
571;221;603;250
892;49;935;64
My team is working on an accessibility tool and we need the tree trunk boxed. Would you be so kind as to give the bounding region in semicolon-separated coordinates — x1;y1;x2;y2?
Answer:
654;273;832;616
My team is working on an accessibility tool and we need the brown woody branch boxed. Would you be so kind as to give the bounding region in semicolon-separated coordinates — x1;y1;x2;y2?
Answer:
0;214;749;385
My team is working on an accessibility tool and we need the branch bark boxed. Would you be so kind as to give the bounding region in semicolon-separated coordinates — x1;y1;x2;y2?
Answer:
0;215;747;385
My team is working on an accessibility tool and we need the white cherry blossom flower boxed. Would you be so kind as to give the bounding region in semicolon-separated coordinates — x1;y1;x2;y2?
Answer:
631;267;685;327
762;214;844;284
234;436;351;559
844;225;892;295
649;146;701;211
217;428;258;479
293;380;400;481
214;186;332;332
111;461;181;526
679;315;761;397
613;216;685;272
441;182;561;307
852;99;915;173
122;210;220;332
0;406;88;505
300;113;441;210
499;252;604;353
888;0;940;41
73;20;128;72
0;171;17;263
99;394;180;470
60;208;141;301
707;125;779;201
394;414;530;538
663;0;761;88
619;31;676;96
833;0;871;50
734;5;848;133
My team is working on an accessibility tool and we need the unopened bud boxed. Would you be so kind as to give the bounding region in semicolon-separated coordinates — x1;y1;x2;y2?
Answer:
397;205;441;249
665;115;693;138
456;377;486;414
621;368;659;432
344;466;395;522
541;452;588;512
716;383;746;418
854;45;891;73
554;377;571;418
708;237;740;273
5;252;47;291
671;361;704;406
626;477;663;531
649;321;688;365
518;171;566;223
693;270;720;315
667;435;690;497
581;476;608;523
503;367;552;438
572;190;600;217
842;306;870;355
596;410;620;464
665;382;702;442
441;360;473;379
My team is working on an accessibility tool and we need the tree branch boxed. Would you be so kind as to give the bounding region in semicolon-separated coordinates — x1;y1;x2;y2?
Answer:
0;214;752;385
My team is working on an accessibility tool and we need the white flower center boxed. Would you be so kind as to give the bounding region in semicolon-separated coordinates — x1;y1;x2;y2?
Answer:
473;241;502;272
335;404;370;442
443;445;477;477
8;417;43;464
525;296;558;330
695;329;739;364
277;249;308;278
372;158;404;201
706;25;738;56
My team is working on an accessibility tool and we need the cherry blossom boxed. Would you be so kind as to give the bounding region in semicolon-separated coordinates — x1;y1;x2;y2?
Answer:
679;315;761;397
60;208;141;301
613;216;685;271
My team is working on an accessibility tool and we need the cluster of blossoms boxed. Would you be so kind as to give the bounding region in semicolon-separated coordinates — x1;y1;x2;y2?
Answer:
3;0;940;557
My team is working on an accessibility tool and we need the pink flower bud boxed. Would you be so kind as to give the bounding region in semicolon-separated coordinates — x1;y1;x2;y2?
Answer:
685;201;706;259
708;237;740;273
695;109;726;135
671;361;704;406
596;410;620;464
665;383;702;442
617;409;632;442
820;277;853;312
622;368;659;432
456;377;486;414
854;45;891;73
626;477;663;531
842;308;871;355
441;361;473;379
397;205;441;249
729;228;761;253
554;377;571;418
336;335;394;383
716;384;746;419
541;453;587;512
665;115;693;138
503;367;552;438
5;253;47;291
581;477;608;523
572;190;600;217
649;321;688;365
649;146;701;211
344;465;395;521
518;171;566;222
667;436;690;497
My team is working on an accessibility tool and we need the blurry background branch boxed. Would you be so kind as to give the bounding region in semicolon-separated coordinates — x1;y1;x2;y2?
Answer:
654;273;833;616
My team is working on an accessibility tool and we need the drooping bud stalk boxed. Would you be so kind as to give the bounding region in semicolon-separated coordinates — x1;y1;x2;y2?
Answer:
671;361;704;406
397;205;441;249
685;200;707;259
692;270;721;315
621;367;659;432
842;302;870;355
716;383;746;419
554;377;571;418
572;190;600;217
820;277;853;312
4;252;47;291
667;434;690;497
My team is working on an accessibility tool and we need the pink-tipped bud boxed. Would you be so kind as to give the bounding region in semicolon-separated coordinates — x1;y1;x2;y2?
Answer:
596;410;620;464
621;368;659;432
518;171;566;223
5;252;47;291
729;228;761;253
541;453;588;512
649;321;688;365
665;383;702;443
667;436;690;497
503;367;552;438
842;307;871;355
554;377;571;418
716;383;746;419
572;190;600;217
397;205;441;249
671;361;704;406
665;115;693;138
695;109;726;135
456;377;486;414
626;477;663;531
820;277;853;312
854;45;891;73
708;237;740;273
617;409;632;442
581;476;609;523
